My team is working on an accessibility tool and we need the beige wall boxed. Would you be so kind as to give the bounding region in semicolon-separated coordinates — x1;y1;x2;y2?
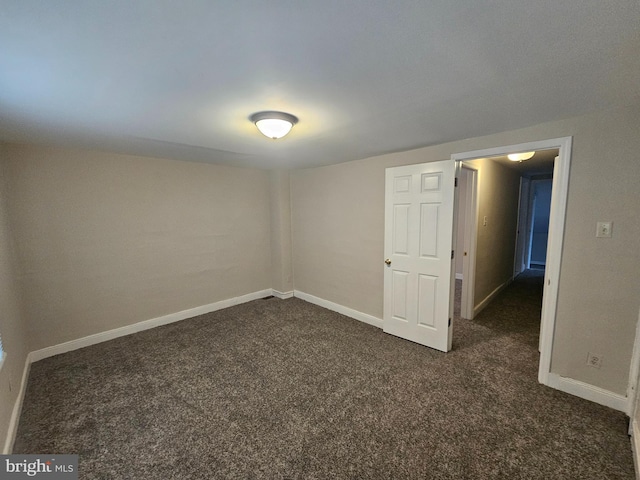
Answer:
292;160;385;316
0;147;29;452
463;158;520;307
291;105;640;395
3;144;272;352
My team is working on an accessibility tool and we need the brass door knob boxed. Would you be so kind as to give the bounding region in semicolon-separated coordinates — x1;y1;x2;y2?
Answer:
385;259;392;265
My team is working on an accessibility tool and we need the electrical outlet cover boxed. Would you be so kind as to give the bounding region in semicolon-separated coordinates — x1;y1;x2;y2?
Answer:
587;352;602;369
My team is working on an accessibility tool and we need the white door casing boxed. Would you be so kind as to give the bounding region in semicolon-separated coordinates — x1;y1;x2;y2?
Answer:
452;137;572;386
383;160;456;352
459;164;478;320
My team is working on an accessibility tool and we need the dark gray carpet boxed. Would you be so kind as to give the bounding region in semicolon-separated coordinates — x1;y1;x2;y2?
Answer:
14;271;635;479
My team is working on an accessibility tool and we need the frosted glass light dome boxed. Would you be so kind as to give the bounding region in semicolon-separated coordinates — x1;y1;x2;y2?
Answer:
250;111;298;139
508;151;535;161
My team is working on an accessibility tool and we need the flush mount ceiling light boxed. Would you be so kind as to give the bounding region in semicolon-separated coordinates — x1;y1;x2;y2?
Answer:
250;111;298;139
508;151;535;162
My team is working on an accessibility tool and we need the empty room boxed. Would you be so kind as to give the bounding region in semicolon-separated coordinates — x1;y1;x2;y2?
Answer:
1;1;639;478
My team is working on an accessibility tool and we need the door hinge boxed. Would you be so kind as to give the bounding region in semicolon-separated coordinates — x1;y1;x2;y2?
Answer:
451;250;454;259
454;177;458;187
448;318;451;327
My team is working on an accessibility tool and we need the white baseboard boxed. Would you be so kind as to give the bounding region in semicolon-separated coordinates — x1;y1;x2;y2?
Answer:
30;289;273;363
455;273;463;280
546;373;627;412
293;291;383;329
12;287;630;456
632;419;640;479
272;290;294;300
3;354;31;454
473;278;513;317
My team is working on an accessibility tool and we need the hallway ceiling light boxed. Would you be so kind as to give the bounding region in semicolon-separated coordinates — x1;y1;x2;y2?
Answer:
250;111;298;139
508;151;535;162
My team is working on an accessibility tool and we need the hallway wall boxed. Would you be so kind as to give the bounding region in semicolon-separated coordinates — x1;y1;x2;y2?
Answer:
461;158;520;309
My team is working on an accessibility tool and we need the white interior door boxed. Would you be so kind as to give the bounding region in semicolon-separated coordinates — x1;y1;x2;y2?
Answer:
383;160;456;352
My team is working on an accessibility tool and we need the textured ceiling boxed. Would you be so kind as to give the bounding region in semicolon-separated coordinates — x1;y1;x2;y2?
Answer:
1;1;639;169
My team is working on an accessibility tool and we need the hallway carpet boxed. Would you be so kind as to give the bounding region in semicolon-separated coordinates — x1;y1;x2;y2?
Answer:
14;271;634;478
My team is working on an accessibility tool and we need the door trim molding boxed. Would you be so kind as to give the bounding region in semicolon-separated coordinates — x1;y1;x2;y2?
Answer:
632;420;640;478
459;164;478;320
627;308;640;416
3;354;31;454
451;136;572;389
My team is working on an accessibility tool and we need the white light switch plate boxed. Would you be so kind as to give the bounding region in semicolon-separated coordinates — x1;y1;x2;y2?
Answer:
596;221;612;238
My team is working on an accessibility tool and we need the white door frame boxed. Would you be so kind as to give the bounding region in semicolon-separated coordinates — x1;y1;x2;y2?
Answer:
451;136;572;386
627;309;640;418
458;164;478;320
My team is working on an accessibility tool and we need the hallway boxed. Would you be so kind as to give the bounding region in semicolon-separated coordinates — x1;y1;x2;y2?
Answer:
453;269;547;382
450;269;634;476
455;269;545;353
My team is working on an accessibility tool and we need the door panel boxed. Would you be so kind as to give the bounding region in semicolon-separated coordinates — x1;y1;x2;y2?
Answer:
419;204;439;257
392;270;409;321
417;274;437;327
393;204;410;254
383;160;455;352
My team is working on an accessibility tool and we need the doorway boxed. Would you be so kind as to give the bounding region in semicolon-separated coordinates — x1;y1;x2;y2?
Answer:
454;164;478;321
528;178;553;270
451;137;572;386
